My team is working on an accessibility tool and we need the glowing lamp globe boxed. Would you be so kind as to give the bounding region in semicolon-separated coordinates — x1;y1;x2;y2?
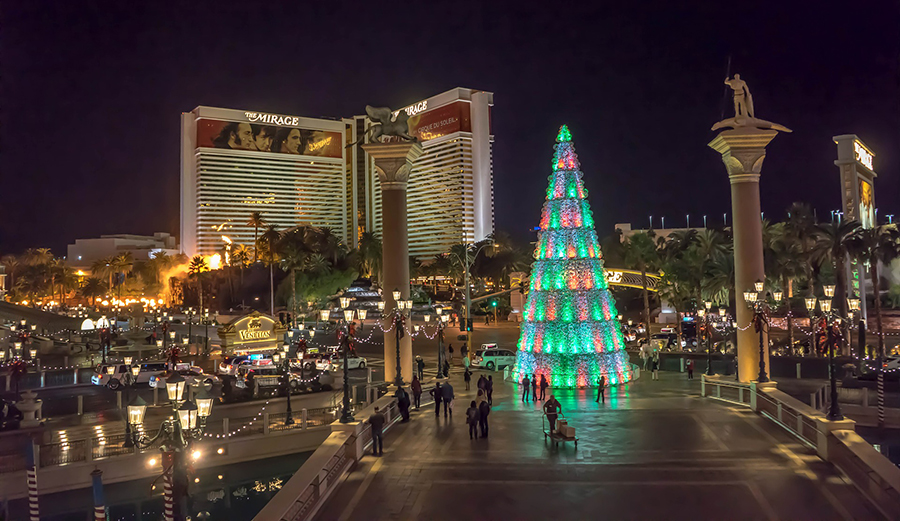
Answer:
127;397;148;425
166;372;186;402
805;297;817;311
824;285;836;298
177;400;198;430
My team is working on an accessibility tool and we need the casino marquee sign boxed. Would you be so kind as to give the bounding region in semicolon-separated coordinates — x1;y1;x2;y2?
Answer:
218;311;287;354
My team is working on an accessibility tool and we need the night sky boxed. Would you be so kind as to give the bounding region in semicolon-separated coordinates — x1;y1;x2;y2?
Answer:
2;1;898;255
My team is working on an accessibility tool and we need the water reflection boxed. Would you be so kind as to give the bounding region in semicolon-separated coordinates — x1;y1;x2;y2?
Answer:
9;453;309;521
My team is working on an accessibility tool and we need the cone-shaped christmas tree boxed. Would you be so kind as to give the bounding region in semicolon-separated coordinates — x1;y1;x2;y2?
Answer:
513;125;635;388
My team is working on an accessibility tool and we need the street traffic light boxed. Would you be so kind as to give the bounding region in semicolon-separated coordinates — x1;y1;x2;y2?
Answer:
466;318;473;332
491;300;498;307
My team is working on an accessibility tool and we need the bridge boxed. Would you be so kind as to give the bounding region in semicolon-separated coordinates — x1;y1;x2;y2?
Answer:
255;370;900;520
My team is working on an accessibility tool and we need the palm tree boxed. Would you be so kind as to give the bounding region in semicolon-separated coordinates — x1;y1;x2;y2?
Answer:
2;254;19;289
784;202;819;293
304;253;331;276
80;277;107;306
92;256;117;296
622;232;659;345
188;255;209;310
259;225;282;315
813;219;862;352
232;244;251;289
247;211;266;263
357;232;382;283
279;239;308;327
768;232;806;352
847;224;900;382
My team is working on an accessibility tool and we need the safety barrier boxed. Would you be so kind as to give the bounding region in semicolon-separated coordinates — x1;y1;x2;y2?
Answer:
701;374;900;518
253;395;400;521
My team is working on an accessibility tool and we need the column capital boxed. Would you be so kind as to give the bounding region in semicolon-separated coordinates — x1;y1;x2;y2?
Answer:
361;142;424;190
708;128;780;181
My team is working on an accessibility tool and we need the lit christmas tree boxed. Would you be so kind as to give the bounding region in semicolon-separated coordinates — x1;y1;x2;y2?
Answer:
513;125;635;388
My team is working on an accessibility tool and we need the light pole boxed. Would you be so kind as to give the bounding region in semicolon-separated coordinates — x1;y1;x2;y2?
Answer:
125;373;213;521
450;242;497;360
819;297;844;421
325;301;355;423
390;289;411;388
185;307;195;351
743;280;769;383
121;360;140;449
272;348;294;425
848;297;862;369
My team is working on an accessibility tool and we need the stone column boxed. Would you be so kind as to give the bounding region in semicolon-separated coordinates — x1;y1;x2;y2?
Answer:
708;128;779;382
361;142;424;385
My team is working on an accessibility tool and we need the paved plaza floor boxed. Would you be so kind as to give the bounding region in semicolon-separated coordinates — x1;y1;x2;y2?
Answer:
316;371;885;521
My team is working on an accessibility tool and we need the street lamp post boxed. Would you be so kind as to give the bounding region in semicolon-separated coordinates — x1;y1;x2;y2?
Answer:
743;280;769;383
450;242;497;360
819;298;844;421
390;290;410;388
848;297;862;368
125;372;213;521
702;301;714;376
272;349;294;425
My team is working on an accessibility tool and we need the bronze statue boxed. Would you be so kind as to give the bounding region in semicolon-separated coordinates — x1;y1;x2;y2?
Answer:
347;106;417;147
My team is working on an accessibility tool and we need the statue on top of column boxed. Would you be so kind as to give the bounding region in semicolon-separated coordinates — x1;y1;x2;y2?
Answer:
347;106;418;147
712;74;791;133
725;74;754;118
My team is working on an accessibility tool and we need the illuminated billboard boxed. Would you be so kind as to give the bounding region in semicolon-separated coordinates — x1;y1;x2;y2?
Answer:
196;118;343;158
859;178;875;229
406;101;472;142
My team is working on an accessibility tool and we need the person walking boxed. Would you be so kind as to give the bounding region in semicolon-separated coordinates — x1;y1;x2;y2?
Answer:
461;344;468;360
596;374;606;404
642;347;650;371
486;375;494;405
543;395;561;435
466;400;481;439
416;356;425;380
686;358;694;380
539;374;549;401
478;399;491;438
430;382;443;417
448;344;454;363
395;386;411;422
652;353;660;381
443;359;451;378
464;368;472;390
477;374;487;394
521;375;531;402
441;380;455;418
531;373;538;402
367;406;385;456
411;376;422;410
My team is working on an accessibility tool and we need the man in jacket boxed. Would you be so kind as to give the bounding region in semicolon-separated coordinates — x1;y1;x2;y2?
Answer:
367;406;385;456
478;400;491;438
441;381;455;418
430;382;443;417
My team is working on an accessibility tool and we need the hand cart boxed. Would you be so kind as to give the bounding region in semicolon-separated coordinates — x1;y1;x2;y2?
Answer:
542;411;578;447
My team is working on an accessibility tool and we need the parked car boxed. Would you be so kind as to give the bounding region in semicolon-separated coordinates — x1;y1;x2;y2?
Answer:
637;333;696;350
149;367;219;389
218;354;273;375
91;361;168;389
316;353;367;371
472;345;517;371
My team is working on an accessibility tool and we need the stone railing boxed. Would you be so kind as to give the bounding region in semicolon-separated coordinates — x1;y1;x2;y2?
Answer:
252;395;400;521
702;374;900;517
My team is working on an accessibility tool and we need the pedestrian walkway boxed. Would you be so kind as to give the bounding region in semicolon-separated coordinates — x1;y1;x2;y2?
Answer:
315;371;885;520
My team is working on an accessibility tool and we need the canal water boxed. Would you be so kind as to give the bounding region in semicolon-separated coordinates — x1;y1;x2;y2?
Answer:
4;452;310;521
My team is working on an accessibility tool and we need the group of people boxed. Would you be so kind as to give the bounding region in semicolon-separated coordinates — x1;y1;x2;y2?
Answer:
520;373;550;402
642;350;661;380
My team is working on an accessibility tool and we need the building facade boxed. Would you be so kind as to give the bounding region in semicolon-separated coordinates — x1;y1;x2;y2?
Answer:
67;233;179;269
180;88;494;259
181;107;349;256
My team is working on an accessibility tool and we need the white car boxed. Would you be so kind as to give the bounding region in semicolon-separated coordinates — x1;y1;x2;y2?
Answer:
472;346;516;371
316;354;367;371
149;367;219;389
91;361;168;390
218;354;273;375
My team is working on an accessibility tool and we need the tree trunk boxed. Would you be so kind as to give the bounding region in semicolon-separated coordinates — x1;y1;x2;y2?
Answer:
269;264;275;316
872;261;884;357
640;263;651;345
783;274;795;354
291;269;297;328
254;226;259;263
835;254;851;355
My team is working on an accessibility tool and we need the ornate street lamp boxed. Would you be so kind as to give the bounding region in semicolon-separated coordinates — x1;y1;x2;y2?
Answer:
743;280;769;383
125;372;213;521
819;298;843;421
334;300;355;424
